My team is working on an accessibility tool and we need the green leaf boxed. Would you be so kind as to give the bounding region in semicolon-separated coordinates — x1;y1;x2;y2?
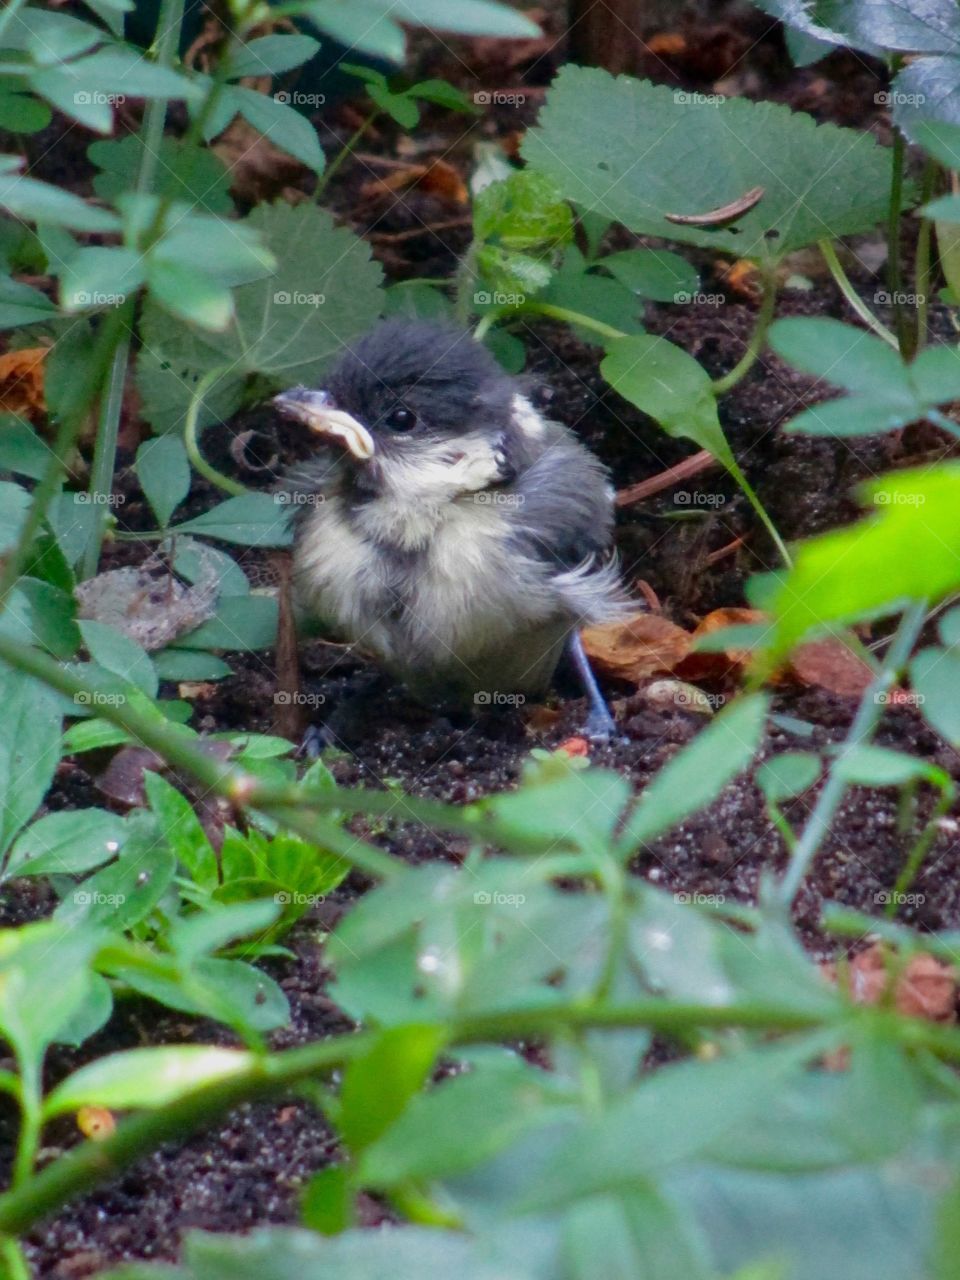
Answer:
1;8;106;61
539;245;643;343
227;34;320;79
301;1167;354;1236
602;334;734;466
0;165;120;232
768;317;957;437
390;0;540;36
56;818;177;931
0;922;98;1070
172;493;293;547
0;86;51;135
911;646;960;746
620;694;770;851
523;67;899;262
89;136;232;216
479;763;632;855
152;649;232;681
769;463;960;654
137;204;383;425
44;1046;253;1118
118;956;289;1033
147;257;233;330
60;245;144;311
474;170;573;255
892;57;960;143
173;595;277;652
144;771;218;888
0;577;80;658
0;665;62;858
300;4;405;60
834;744;946;788
78;619;157;698
339;1025;447;1155
212;86;325;173
0;276;56;330
5;808;126;880
359;1055;566;1186
757;751;821;804
370;84;420;129
135;435;191;529
0;478;29;552
406;78;478;113
599;248;699;302
169;901;280;961
522;1036;831;1211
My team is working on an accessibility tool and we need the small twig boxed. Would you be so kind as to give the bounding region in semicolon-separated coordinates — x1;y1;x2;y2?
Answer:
615;450;718;506
705;536;745;566
367;217;473;245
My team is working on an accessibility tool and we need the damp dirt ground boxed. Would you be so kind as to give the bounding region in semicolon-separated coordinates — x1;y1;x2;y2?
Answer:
7;3;960;1273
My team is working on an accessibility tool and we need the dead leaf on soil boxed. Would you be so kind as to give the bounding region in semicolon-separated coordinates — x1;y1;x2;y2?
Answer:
789;637;875;699
675;606;765;681
823;943;957;1023
582;612;691;683
359;159;468;205
75;553;219;651
0;346;47;419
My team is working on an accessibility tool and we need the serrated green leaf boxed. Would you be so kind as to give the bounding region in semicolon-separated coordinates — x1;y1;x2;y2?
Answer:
523;67;899;262
89;136;232;215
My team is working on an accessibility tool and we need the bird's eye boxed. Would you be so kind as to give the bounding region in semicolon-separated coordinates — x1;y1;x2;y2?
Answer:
384;405;417;432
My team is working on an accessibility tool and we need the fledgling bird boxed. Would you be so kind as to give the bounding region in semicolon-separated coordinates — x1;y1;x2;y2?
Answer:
274;319;627;738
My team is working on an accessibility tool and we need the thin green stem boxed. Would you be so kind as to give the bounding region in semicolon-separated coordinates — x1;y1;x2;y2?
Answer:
11;1065;41;1190
0;633;402;883
518;301;627;344
925;408;960;440
915;158;939;354
725;454;793;568
314;109;378;200
183;366;248;497
819;240;898;348
472;311;497;342
710;266;777;397
888;126;911;358
0;1237;29;1280
82;0;186;577
778;600;929;905
889;783;956;914
82;301;135;578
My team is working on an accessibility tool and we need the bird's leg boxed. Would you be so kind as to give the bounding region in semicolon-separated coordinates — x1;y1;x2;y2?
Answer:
565;629;617;741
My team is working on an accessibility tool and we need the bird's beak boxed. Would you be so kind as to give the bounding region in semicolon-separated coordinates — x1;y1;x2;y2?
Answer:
273;387;376;461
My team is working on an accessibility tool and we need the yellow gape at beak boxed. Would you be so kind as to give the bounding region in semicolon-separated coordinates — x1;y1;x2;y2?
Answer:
273;388;376;461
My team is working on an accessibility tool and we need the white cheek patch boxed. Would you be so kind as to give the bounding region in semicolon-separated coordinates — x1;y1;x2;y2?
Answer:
511;393;546;439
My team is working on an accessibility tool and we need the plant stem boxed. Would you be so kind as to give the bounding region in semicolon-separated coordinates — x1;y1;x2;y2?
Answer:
0;1238;29;1280
778;600;929;905
11;1068;40;1190
887;126;911;357
314;109;378;200
518;301;628;344
710;266;777;397
818;240;898;348
81;0;186;578
0;632;402;883
183;366;248;497
82;299;135;579
889;782;955;914
724;455;793;569
915;157;939;354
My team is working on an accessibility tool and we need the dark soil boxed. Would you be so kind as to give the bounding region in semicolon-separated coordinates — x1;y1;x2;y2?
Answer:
7;3;960;1275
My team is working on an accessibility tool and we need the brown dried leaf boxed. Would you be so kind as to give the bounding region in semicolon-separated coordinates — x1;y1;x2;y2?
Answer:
582;613;691;683
676;606;765;681
822;943;956;1023
790;637;874;698
95;746;166;808
0;346;47;418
